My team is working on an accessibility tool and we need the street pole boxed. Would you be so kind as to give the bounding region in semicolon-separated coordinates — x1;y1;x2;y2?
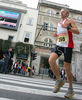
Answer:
42;68;44;79
35;25;43;42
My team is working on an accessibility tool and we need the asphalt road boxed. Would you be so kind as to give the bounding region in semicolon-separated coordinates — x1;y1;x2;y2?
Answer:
0;89;79;100
0;74;82;100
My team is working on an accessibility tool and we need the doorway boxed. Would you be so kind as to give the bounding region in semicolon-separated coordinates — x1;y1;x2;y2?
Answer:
40;57;50;75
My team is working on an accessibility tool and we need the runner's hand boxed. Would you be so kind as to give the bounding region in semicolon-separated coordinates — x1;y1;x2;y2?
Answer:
53;33;57;37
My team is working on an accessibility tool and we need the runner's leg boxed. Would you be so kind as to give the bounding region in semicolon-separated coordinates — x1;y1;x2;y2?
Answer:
49;53;60;79
64;62;73;88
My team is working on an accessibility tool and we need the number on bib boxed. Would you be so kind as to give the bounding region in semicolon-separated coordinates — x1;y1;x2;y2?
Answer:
58;36;67;42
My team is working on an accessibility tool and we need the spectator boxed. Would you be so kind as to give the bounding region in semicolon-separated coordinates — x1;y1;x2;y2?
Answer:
1;48;12;73
62;68;65;80
21;66;25;75
28;67;31;76
32;65;36;75
48;67;53;78
18;64;21;74
22;61;26;66
25;61;28;68
24;66;26;75
16;61;19;73
7;58;13;73
13;62;17;74
0;58;4;73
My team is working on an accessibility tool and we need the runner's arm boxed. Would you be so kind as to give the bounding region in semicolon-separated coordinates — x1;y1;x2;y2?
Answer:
69;19;79;34
61;19;79;34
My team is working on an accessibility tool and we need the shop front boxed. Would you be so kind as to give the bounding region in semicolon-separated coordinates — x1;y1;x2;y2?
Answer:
40;57;50;75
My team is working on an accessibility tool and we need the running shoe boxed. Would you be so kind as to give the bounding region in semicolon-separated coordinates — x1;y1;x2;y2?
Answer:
64;88;75;98
53;78;65;93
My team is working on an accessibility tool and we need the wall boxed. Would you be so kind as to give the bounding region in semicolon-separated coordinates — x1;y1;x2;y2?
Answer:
0;1;38;67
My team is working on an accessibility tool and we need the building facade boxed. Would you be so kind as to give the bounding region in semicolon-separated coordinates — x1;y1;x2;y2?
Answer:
33;0;82;82
0;0;38;66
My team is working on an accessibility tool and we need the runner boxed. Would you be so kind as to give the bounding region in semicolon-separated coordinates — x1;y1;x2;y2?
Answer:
49;8;79;98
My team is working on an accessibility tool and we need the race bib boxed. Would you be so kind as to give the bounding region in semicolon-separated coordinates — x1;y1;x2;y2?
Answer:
57;33;67;43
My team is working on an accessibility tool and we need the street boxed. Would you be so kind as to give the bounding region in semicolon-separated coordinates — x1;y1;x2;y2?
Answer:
0;74;82;100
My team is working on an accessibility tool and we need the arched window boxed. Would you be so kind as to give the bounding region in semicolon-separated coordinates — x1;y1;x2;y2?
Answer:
79;29;82;33
81;17;82;23
44;38;53;48
79;29;82;36
46;10;54;17
77;17;80;22
47;22;54;31
80;44;82;52
43;22;54;31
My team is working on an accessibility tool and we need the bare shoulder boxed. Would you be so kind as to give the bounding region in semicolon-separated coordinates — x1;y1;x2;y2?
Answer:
68;19;75;23
68;18;77;28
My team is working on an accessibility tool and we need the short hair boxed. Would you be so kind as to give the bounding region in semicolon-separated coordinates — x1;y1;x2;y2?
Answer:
9;47;12;50
61;8;69;14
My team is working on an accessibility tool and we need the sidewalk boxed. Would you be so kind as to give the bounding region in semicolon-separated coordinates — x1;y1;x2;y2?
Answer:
32;74;54;81
32;74;82;84
31;74;82;84
9;72;82;84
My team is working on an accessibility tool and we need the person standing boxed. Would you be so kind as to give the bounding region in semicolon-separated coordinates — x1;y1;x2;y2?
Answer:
49;8;79;98
59;68;61;77
62;68;64;80
0;58;4;72
1;48;12;73
18;64;21;74
7;58;13;73
13;62;17;74
32;65;36;75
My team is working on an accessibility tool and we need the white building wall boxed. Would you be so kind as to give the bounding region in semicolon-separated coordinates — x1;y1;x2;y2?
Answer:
0;0;38;66
0;8;38;45
17;8;38;44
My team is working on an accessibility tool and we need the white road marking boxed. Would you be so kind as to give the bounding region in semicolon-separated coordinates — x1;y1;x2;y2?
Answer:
0;97;14;100
0;84;82;100
0;74;82;100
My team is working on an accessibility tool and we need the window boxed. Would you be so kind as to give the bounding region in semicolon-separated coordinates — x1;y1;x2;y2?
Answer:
79;29;81;33
80;44;82;52
46;10;54;17
23;32;31;43
79;29;82;36
51;10;54;17
8;36;14;41
80;17;82;23
76;16;82;23
47;22;54;31
17;54;27;58
46;10;50;16
77;17;80;22
81;60;82;71
24;38;29;43
79;29;82;33
44;38;53;48
27;17;34;25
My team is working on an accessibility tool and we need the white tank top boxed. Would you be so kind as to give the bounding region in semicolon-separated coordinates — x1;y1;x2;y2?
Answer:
56;19;74;48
